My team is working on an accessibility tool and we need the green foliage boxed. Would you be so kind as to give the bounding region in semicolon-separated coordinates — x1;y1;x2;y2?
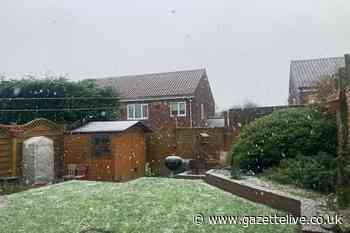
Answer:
232;107;337;173
145;162;160;177
0;181;32;195
336;156;350;208
231;168;244;179
0;77;119;124
337;185;350;209
265;153;337;194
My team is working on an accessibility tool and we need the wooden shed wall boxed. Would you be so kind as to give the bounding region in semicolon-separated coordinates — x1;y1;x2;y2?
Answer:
0;134;11;177
114;128;146;181
64;127;146;182
64;134;115;181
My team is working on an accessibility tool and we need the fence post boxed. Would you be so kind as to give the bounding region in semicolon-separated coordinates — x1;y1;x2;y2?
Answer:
11;137;17;177
335;54;350;208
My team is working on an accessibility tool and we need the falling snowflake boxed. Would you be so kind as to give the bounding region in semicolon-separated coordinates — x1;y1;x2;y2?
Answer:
13;87;21;96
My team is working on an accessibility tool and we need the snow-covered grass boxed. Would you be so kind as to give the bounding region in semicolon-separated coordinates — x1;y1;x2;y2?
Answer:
0;178;298;233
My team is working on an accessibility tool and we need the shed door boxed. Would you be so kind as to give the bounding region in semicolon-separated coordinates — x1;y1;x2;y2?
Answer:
89;134;114;181
127;132;145;181
90;159;114;181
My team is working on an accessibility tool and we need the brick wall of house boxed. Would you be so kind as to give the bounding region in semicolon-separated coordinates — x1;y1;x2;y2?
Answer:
119;99;192;130
118;76;215;129
119;101;192;175
117;75;216;174
192;76;216;127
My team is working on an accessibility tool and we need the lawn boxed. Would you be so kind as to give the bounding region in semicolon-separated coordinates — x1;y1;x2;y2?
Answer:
0;178;298;233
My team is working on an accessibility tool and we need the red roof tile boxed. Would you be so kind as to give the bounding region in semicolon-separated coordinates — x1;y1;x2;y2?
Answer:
93;69;206;100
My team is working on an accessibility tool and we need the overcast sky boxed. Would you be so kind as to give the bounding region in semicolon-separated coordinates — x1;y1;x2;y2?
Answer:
0;0;349;110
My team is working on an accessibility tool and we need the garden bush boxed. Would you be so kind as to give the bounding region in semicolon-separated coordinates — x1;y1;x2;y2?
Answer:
232;107;337;174
0;181;32;195
264;152;337;193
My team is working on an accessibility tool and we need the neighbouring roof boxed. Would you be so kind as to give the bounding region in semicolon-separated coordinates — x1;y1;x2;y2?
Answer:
93;68;206;101
71;121;152;133
289;56;345;92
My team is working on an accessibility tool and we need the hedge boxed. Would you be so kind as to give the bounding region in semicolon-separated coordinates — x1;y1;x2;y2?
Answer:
231;107;337;174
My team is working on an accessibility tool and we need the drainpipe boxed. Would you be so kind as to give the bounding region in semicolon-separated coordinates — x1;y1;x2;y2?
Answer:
189;98;193;128
227;110;230;128
224;111;228;128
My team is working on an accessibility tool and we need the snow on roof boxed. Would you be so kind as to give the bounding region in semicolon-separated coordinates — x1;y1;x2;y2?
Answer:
71;121;151;133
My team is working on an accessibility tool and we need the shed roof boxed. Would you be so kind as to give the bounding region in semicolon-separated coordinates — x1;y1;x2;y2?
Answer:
71;121;152;134
93;68;206;101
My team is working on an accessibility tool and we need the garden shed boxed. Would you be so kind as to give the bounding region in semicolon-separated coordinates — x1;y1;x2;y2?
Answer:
64;121;152;182
0;118;64;179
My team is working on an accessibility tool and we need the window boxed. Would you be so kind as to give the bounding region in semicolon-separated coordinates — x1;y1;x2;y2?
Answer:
127;104;148;120
170;102;178;116
201;103;205;120
93;134;111;157
170;102;186;117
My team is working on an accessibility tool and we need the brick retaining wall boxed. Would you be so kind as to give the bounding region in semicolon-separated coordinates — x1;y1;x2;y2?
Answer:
205;171;301;217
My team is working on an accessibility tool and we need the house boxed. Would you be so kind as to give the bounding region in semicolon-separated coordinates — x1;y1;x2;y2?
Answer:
93;68;215;130
289;56;346;105
64;121;152;182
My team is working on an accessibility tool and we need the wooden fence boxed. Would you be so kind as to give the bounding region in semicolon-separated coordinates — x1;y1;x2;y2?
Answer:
146;127;235;175
0;118;64;178
176;127;234;162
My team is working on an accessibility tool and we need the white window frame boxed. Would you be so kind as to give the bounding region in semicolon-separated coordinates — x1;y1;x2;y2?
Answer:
170;102;186;117
127;103;148;120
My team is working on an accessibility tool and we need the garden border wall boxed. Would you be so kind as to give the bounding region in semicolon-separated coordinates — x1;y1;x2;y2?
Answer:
205;170;301;216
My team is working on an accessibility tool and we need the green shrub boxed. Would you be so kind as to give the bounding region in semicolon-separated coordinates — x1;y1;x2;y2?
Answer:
0;182;32;195
232;107;337;174
145;163;160;177
231;168;244;179
265;153;337;194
